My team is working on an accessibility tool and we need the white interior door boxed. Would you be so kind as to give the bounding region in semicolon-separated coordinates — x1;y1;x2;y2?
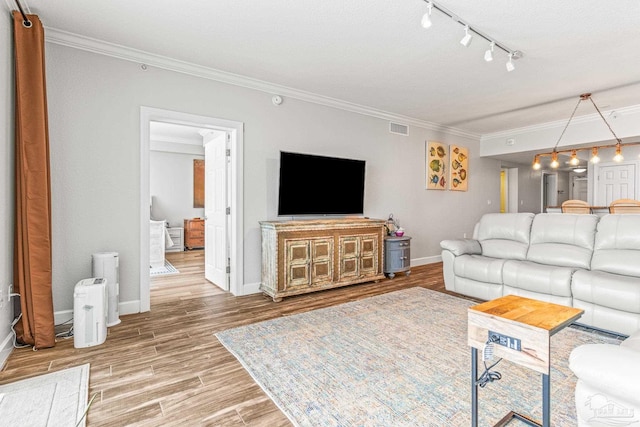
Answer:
204;132;229;290
572;177;588;201
595;163;637;205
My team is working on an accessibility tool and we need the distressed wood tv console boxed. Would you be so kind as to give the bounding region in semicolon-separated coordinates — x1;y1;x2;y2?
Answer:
260;218;386;301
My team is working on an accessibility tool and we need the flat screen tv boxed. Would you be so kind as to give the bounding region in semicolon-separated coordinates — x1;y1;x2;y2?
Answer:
277;151;366;216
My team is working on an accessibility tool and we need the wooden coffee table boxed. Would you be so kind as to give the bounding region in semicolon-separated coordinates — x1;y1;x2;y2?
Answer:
467;295;584;427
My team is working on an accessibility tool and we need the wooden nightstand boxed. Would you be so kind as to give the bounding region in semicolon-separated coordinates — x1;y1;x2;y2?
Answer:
184;218;204;250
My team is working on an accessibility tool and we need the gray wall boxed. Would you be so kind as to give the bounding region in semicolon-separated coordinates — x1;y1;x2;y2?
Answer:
150;151;205;228
0;12;15;365
33;42;501;320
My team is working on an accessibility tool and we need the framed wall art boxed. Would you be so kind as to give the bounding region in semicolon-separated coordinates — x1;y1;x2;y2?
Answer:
426;141;448;190
193;159;205;207
449;145;468;191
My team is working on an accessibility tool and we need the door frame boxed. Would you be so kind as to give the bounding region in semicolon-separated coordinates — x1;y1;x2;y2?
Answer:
140;107;244;312
541;172;558;212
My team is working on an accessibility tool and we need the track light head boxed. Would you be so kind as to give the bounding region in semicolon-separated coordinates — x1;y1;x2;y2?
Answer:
421;2;433;28
506;53;515;72
484;41;495;62
460;26;473;47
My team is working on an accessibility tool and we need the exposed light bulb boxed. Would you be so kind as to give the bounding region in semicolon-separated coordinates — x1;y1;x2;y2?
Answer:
532;155;541;170
613;142;624;162
506;53;515;72
421;2;433;28
569;150;580;166
460;26;473;47
484;42;495;62
590;147;600;164
550;152;559;168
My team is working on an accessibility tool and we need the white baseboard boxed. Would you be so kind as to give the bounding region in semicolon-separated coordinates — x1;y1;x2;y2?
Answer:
54;300;142;327
411;255;442;266
0;331;14;370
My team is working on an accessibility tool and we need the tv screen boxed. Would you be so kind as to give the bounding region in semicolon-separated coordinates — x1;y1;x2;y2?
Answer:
277;151;366;216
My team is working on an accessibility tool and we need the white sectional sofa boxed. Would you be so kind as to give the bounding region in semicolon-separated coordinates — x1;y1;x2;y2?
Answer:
569;330;640;425
441;212;640;336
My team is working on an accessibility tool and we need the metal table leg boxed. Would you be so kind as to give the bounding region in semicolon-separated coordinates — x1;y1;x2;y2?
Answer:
542;373;550;427
471;347;478;427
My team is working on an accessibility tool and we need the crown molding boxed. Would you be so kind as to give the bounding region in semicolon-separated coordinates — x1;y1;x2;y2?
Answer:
44;27;479;140
481;103;640;141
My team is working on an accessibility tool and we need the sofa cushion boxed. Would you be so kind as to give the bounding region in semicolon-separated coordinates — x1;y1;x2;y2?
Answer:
453;254;505;284
526;214;598;268
591;214;640;276
572;270;640;314
502;260;574;297
476;213;534;260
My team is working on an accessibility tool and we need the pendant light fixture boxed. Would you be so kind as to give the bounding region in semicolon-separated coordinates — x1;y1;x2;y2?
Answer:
530;93;635;170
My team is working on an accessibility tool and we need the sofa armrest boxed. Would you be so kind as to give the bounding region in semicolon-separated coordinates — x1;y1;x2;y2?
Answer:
569;343;640;404
440;239;482;256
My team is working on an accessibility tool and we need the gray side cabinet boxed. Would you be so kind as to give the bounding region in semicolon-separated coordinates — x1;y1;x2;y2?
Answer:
384;236;411;278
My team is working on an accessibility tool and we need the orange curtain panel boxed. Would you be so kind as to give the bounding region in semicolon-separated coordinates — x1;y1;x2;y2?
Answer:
13;11;55;349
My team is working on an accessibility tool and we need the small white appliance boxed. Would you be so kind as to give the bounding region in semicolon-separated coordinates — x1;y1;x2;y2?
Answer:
73;278;107;348
92;251;121;326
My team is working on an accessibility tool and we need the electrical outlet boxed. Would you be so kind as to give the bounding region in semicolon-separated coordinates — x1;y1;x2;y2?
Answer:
489;331;521;351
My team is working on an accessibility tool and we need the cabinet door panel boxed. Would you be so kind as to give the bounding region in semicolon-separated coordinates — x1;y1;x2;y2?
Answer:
285;240;311;288
311;238;333;284
288;241;310;264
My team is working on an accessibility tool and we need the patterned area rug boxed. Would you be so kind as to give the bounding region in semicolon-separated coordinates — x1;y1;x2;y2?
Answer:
150;259;179;276
0;364;90;426
216;287;621;426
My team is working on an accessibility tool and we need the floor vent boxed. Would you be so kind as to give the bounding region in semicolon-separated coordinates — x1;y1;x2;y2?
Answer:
389;122;409;136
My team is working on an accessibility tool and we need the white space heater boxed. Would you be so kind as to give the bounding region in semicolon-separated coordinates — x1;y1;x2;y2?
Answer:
73;278;107;348
92;251;121;326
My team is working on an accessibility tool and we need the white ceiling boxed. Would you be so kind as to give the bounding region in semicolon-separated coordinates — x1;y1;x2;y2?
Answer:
21;0;640;138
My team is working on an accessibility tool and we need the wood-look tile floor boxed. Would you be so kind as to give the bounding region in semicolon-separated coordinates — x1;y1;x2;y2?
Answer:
0;251;455;426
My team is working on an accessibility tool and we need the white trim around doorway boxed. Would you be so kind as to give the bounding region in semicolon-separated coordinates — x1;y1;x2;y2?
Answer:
140;107;244;312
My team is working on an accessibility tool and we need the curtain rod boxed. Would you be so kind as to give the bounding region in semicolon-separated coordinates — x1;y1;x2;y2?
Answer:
14;0;32;28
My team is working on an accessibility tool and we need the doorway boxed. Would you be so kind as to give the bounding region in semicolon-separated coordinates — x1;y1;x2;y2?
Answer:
140;107;244;312
541;173;558;212
500;167;519;213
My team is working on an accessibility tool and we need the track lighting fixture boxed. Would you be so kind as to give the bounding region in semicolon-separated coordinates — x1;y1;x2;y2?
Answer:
530;93;635;170
460;26;473;47
506;53;515;72
484;42;495;62
421;2;433;29
419;1;522;71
